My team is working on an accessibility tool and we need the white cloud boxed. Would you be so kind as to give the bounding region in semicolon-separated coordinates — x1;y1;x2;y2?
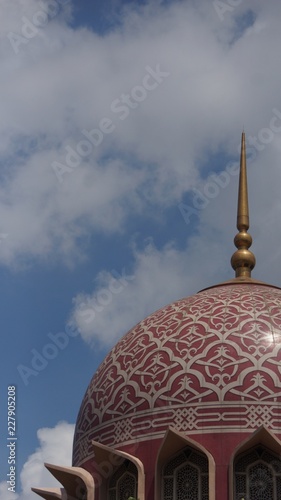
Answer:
0;482;19;500
0;149;144;267
0;0;281;266
0;421;74;500
70;233;226;348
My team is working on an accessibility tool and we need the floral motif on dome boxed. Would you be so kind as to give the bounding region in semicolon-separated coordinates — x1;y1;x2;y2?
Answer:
73;284;281;465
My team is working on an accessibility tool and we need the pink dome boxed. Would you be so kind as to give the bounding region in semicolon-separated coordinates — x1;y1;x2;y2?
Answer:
73;282;281;469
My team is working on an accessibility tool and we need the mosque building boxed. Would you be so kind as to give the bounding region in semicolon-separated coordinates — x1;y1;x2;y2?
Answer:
32;133;281;500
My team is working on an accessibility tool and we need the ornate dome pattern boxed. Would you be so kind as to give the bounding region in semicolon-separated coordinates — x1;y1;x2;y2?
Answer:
73;283;281;466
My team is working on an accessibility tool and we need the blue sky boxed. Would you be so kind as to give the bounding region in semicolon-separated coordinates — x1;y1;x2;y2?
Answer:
1;0;281;498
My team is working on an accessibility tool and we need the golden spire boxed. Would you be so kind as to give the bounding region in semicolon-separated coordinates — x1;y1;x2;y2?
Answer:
231;132;256;278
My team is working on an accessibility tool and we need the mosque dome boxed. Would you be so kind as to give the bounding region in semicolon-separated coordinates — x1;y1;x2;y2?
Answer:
33;133;281;500
72;281;281;499
73;281;281;460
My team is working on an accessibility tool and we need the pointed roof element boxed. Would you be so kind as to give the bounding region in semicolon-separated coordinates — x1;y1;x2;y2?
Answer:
231;132;256;278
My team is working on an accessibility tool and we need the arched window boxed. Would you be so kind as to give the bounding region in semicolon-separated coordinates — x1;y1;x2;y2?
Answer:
162;447;209;500
234;445;281;499
108;460;138;500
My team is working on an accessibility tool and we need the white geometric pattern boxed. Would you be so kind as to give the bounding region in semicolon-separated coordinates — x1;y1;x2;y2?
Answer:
73;284;281;465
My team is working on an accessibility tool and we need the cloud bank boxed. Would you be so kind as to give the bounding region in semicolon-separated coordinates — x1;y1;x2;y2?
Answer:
0;421;74;500
0;0;281;268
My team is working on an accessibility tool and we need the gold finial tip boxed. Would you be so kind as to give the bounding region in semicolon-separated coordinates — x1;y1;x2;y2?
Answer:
231;132;256;278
